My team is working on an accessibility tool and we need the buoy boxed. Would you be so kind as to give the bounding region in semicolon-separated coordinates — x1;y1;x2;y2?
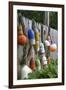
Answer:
35;56;41;70
30;58;36;71
50;43;57;52
40;55;47;69
41;56;47;65
18;34;27;45
35;28;40;41
39;42;45;53
17;24;23;35
28;29;35;45
45;40;50;47
28;29;35;39
34;41;39;52
30;39;35;45
42;56;47;61
21;65;32;79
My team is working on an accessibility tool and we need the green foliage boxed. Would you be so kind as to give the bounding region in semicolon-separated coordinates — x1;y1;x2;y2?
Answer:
18;10;58;29
49;12;58;29
18;10;45;24
28;59;58;79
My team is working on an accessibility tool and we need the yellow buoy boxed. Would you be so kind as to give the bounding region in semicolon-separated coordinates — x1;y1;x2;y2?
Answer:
35;32;40;41
34;41;39;51
18;24;23;35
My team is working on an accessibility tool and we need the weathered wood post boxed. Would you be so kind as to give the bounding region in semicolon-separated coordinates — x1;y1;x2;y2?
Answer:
41;24;44;43
45;12;51;64
44;12;49;26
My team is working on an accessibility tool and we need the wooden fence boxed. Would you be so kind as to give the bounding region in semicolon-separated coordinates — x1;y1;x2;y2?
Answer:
18;16;58;62
17;16;58;79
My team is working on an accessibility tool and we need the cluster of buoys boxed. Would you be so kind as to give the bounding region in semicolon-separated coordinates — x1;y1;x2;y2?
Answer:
45;40;57;52
34;28;40;52
17;15;57;79
44;32;57;64
39;42;47;67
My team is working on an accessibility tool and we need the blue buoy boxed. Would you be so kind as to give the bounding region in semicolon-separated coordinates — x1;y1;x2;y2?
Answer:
28;29;35;39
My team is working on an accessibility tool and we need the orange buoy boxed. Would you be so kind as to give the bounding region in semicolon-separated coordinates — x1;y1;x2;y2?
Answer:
18;34;27;45
50;43;57;52
30;58;36;71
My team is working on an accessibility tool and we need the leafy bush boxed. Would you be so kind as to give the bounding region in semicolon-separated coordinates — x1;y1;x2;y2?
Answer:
28;59;58;79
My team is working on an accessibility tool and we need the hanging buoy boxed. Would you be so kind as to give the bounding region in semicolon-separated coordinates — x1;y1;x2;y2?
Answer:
35;56;41;70
34;41;39;52
28;29;34;39
18;34;27;45
21;65;32;79
47;35;51;41
39;42;45;53
41;56;47;65
17;23;27;45
30;58;36;71
35;28;40;41
30;39;35;45
17;24;23;35
50;43;57;52
45;40;50;47
28;29;35;45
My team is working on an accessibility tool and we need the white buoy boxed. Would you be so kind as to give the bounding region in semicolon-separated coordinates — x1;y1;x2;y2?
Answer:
30;39;35;45
45;40;50;46
21;65;32;79
42;56;47;65
39;42;45;53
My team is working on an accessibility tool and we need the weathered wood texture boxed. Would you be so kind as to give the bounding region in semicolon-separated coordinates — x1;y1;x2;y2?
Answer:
18;16;58;62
